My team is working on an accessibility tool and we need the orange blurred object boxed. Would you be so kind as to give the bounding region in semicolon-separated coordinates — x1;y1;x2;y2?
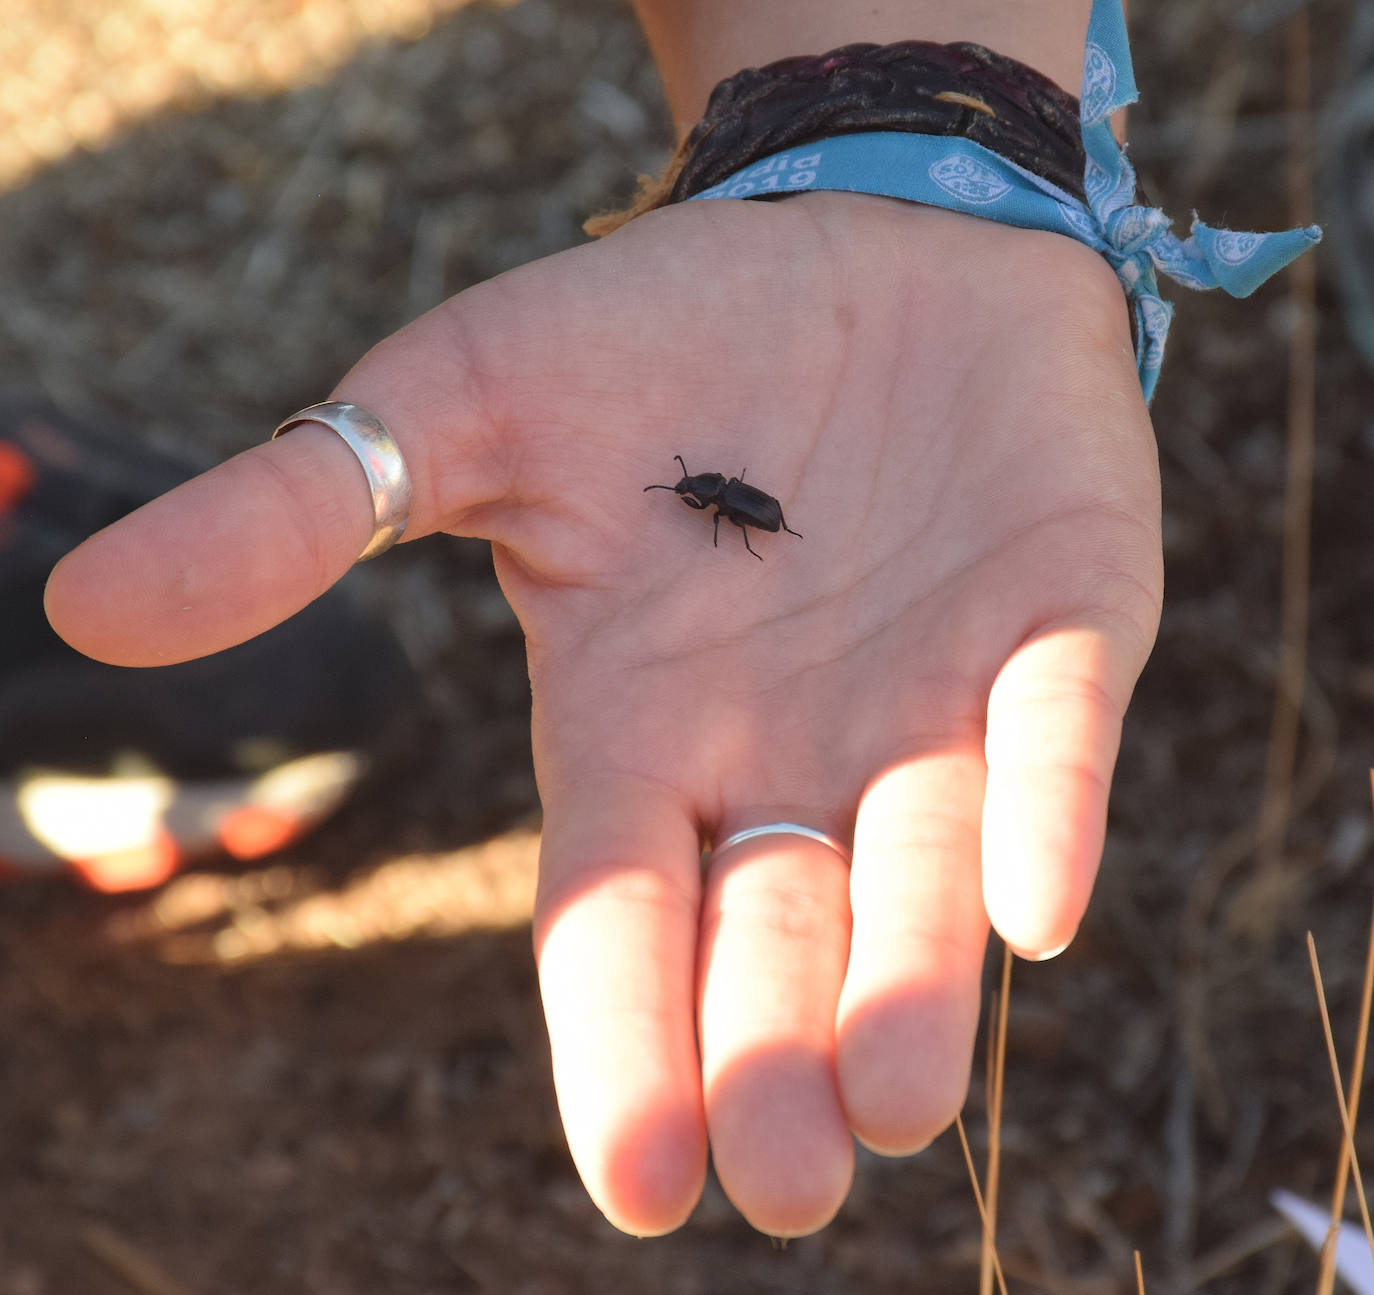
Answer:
0;442;36;512
218;804;307;860
70;829;181;893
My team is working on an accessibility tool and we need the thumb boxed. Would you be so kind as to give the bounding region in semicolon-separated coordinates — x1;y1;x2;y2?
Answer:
45;300;509;667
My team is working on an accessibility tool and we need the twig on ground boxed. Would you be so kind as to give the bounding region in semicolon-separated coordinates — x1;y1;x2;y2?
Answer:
81;1222;197;1295
1177;668;1338;1124
956;1112;1010;1295
1317;773;1374;1295
1251;0;1318;932
1182;1216;1294;1292
981;942;1012;1295
1307;932;1374;1273
1177;0;1328;1125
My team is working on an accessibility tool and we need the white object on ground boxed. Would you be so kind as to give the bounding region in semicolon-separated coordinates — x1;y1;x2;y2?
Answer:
1272;1188;1374;1295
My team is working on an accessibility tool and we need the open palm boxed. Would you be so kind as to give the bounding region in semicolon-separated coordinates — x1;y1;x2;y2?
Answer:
47;191;1162;1237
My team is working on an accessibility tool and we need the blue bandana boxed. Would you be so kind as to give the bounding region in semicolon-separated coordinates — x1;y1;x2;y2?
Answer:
687;0;1322;404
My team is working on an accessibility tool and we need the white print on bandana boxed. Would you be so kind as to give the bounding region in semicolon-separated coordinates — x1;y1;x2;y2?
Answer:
927;155;1010;205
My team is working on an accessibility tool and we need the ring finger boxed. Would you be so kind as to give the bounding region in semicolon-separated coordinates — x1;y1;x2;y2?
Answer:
697;814;855;1237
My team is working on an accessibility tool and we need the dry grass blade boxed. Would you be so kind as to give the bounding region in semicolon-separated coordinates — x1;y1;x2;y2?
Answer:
1317;772;1374;1295
1307;932;1374;1276
1182;1217;1293;1291
1181;0;1325;1148
1253;0;1318;914
1134;1249;1147;1295
956;1113;1010;1295
81;1222;197;1295
981;943;1013;1295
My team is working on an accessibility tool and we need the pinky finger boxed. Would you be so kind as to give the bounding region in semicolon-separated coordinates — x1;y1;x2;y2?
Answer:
980;619;1148;960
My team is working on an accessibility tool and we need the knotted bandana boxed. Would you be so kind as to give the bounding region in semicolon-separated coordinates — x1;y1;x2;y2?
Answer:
687;0;1322;403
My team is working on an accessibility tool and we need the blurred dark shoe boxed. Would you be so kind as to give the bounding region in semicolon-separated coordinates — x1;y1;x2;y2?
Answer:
0;398;423;892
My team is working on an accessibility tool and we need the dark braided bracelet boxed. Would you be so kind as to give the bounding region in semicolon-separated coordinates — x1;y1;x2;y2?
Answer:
586;40;1087;236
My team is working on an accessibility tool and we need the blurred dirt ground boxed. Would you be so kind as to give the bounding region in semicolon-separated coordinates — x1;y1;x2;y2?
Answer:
3;0;1374;1292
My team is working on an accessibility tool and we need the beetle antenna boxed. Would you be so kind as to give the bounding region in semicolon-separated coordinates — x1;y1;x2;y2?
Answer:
674;454;688;476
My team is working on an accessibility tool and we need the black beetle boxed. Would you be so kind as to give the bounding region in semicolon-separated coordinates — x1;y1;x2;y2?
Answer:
644;454;802;560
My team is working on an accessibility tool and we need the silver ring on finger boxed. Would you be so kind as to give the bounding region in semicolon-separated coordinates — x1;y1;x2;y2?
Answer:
272;400;412;562
710;821;851;864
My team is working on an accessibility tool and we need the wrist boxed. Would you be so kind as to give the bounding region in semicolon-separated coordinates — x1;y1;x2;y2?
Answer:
631;0;1093;131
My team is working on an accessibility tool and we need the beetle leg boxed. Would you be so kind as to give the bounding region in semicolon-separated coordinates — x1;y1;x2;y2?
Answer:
740;525;763;561
779;509;803;539
681;496;709;510
712;512;721;547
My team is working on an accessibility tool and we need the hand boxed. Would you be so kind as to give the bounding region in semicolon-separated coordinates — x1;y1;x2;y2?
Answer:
46;192;1162;1237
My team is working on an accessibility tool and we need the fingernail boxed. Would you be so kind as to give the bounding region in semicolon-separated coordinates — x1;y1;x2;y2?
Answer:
854;1130;933;1157
1008;931;1076;962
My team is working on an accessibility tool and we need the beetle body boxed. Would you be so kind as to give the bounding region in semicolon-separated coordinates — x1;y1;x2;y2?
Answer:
644;454;802;560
